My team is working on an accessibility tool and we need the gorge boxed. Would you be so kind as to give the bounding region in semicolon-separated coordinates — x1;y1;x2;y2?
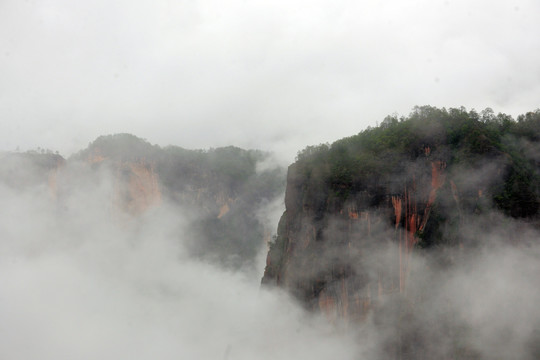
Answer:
2;106;540;359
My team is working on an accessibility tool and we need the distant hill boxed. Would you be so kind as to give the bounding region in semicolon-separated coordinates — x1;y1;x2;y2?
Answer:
0;151;65;190
1;134;286;270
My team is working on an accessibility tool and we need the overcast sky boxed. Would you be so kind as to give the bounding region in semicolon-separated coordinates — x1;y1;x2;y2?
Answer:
1;0;539;162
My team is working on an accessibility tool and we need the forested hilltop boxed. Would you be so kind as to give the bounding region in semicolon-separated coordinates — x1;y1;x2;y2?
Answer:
263;106;540;359
74;134;286;269
295;106;540;220
0;134;286;270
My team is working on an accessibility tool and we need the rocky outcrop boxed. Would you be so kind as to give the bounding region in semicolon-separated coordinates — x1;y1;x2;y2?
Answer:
263;156;458;320
81;144;162;214
1;134;286;270
80;138;240;218
262;108;540;325
69;134;286;269
114;161;162;215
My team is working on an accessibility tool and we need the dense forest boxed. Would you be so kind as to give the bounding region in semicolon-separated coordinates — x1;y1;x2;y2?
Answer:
294;106;540;220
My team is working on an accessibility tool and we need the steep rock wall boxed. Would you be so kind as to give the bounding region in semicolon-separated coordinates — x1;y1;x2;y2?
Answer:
2;134;286;270
85;148;163;215
114;161;162;215
73;135;286;269
262;152;485;322
85;147;235;217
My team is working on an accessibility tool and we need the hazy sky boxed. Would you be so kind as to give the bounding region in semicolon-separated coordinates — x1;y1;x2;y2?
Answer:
1;0;539;161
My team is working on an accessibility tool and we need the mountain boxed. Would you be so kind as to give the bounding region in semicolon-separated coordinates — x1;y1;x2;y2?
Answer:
0;134;286;270
0;151;65;191
262;106;540;359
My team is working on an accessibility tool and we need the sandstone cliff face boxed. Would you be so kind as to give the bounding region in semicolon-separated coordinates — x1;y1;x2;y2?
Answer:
1;134;285;270
82;141;240;218
262;122;535;325
84;147;162;215
262;109;540;360
262;156;460;321
114;161;162;215
70;134;285;269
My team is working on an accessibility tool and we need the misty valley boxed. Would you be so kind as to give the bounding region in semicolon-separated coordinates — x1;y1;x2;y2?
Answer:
2;106;540;359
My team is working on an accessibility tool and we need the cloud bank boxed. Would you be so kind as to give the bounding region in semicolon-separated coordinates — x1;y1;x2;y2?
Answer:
0;165;366;359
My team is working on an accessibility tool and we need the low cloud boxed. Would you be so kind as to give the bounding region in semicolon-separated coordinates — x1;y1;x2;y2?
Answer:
0;167;364;360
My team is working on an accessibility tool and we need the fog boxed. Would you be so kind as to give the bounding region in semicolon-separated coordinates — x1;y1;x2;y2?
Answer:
405;218;540;359
0;164;365;360
275;211;540;359
1;150;539;359
1;0;540;357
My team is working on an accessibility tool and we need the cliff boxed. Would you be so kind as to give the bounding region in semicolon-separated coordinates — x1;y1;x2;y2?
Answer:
1;134;285;270
0;151;65;194
75;134;285;269
262;107;540;322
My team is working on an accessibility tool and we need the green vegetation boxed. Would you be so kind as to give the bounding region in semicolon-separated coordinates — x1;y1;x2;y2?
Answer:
294;106;540;219
263;106;540;281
